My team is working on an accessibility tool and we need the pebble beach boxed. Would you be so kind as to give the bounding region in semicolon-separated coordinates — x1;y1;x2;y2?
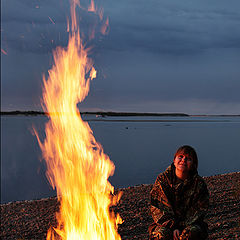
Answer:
1;172;240;240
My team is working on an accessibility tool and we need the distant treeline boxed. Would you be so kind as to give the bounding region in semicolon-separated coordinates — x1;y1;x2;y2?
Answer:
1;111;239;117
1;111;189;117
1;111;46;116
83;112;189;117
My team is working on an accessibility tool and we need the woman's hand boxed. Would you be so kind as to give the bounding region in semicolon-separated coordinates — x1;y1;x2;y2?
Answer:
173;229;180;240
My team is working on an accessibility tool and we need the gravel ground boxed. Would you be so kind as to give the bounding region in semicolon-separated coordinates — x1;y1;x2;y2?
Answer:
1;172;240;240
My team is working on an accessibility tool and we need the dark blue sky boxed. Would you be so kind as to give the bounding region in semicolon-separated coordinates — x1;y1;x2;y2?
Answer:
1;0;240;114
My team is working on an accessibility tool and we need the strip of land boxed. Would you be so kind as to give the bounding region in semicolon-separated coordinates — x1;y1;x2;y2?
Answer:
1;110;188;117
1;110;240;117
1;172;239;239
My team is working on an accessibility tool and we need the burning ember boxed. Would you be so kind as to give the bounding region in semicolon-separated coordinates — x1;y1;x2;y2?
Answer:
34;0;122;239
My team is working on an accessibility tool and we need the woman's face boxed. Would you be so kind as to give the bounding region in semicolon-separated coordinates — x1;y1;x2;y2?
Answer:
174;153;193;173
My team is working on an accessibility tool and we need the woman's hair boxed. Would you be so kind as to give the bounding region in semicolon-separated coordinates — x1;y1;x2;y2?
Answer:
174;145;198;170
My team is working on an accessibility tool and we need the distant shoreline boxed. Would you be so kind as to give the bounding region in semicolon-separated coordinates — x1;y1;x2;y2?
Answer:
1;110;240;117
1;111;46;116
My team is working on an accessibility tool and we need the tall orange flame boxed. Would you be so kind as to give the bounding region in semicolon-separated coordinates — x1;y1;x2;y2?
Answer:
35;0;122;239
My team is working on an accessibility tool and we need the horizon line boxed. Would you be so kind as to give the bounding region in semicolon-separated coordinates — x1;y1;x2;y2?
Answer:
1;110;240;117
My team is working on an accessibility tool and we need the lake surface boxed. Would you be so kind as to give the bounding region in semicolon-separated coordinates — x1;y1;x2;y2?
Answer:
1;115;240;203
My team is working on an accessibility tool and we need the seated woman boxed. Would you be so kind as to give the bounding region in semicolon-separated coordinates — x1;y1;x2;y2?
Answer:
149;145;209;240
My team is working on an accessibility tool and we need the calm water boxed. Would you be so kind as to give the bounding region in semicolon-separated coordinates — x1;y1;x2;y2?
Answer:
1;115;240;203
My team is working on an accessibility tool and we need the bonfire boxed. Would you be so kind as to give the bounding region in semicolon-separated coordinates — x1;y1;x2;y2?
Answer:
34;0;122;239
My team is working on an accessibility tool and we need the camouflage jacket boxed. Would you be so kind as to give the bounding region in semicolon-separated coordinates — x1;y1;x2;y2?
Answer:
150;163;209;231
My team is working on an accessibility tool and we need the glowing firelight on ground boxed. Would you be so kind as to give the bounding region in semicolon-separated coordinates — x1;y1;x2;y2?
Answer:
34;0;122;239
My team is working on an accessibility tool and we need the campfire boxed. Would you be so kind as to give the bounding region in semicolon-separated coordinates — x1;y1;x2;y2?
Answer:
34;0;122;239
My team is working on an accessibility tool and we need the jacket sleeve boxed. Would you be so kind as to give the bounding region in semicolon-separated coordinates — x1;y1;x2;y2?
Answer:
150;174;175;229
185;178;209;226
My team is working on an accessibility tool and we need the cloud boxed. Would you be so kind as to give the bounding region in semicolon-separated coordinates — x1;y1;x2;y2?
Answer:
98;0;240;55
2;0;240;113
1;0;105;54
2;0;67;24
3;0;240;55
